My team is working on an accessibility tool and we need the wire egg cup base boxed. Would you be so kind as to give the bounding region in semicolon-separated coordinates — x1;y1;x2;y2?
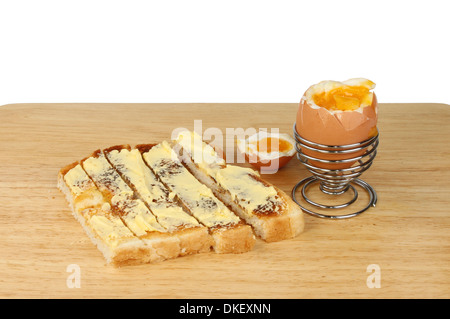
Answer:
292;123;379;219
292;176;377;219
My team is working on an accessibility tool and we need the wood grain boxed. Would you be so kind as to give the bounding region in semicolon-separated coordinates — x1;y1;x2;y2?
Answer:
0;102;449;298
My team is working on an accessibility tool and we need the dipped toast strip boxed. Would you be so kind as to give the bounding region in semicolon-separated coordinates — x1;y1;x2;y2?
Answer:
57;162;153;266
174;130;304;242
103;145;212;256
138;141;256;254
81;150;183;262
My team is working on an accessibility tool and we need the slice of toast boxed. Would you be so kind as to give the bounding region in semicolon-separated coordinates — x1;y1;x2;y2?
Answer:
81;150;182;262
57;162;154;266
103;145;212;256
138;141;256;254
173;130;305;242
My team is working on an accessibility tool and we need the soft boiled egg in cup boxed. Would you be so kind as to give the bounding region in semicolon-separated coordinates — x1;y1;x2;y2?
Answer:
292;78;379;219
295;78;378;170
237;131;296;173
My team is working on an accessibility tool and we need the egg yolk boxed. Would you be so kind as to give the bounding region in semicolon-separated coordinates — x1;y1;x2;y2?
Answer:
313;85;373;111
256;137;293;153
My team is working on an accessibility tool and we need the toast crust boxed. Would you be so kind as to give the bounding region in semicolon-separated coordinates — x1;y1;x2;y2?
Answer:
210;223;256;254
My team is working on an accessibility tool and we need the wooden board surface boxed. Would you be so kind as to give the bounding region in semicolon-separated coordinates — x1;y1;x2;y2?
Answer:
0;102;449;299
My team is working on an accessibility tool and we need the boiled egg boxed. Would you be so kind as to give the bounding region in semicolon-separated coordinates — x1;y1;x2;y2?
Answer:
237;131;296;172
296;78;378;169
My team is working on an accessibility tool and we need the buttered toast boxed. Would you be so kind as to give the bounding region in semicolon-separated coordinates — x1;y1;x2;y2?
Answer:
103;145;212;256
57;133;304;266
138;142;255;254
174;130;305;242
81;149;211;262
57;162;154;266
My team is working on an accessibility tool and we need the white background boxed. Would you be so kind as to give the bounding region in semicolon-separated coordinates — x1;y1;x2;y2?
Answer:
0;0;448;105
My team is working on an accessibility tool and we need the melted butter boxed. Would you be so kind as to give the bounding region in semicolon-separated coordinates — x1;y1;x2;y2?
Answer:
64;164;94;196
82;152;166;236
215;165;280;215
174;131;283;216
63;164;104;211
106;148;200;230
89;213;136;248
82;153;134;199
111;193;165;236
62;165;139;248
143;141;240;228
176;130;225;177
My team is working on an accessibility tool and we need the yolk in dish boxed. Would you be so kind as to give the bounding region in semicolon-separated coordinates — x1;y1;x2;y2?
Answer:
256;137;293;153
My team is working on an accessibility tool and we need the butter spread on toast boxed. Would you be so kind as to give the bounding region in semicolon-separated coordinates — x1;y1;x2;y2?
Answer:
175;131;284;216
142;141;241;228
105;148;201;230
82;152;165;236
62;164;141;249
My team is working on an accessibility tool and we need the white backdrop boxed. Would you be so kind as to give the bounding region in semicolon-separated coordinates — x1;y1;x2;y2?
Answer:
1;0;448;105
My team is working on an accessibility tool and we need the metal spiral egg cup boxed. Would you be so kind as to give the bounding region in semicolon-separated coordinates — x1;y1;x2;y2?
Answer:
292;123;379;219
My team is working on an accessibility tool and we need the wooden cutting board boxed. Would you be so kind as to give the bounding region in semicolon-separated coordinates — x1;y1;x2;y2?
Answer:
0;102;449;299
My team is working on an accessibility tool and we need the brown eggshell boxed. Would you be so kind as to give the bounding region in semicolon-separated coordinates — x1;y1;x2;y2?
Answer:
296;93;378;170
